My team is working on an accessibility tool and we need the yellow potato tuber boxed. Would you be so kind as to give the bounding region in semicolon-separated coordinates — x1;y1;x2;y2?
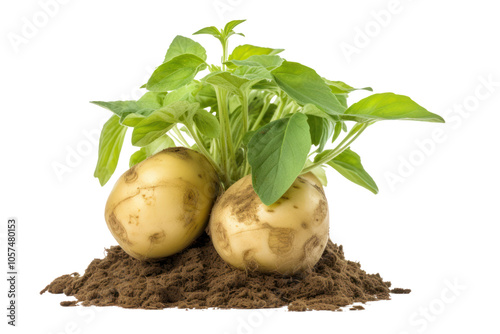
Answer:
209;173;329;275
105;147;219;260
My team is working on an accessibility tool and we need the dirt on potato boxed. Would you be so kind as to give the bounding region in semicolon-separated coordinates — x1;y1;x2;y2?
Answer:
41;233;409;311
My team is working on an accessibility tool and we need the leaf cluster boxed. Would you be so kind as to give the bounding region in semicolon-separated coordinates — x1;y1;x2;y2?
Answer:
92;20;444;205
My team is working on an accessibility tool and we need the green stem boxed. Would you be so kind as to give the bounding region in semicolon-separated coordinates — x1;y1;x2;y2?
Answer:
221;39;229;71
250;95;271;131
214;87;236;186
185;123;225;181
271;95;286;122
301;123;368;174
243;159;251;177
169;132;183;147
241;91;249;133
285;103;299;116
172;126;190;147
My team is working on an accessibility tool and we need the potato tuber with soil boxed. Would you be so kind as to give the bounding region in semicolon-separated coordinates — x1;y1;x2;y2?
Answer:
41;20;443;311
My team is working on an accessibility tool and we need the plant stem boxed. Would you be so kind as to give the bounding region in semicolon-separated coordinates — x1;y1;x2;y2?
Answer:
169;132;183;147
241;91;249;133
221;38;229;71
301;123;369;174
271;95;286;122
214;86;237;186
185;123;225;182
172;126;190;147
250;94;271;131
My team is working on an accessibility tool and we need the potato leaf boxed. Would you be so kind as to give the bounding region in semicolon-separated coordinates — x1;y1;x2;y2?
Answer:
343;93;445;123
307;115;333;152
248;113;311;205
311;165;328;186
193;109;220;138
233;65;273;81
91;93;170;127
203;71;249;96
164;36;207;63
229;55;284;82
223;19;246;36
241;130;256;147
331;121;343;143
163;82;200;105
194;84;217;108
131;101;199;146
129;135;175;167
228;44;284;62
228;55;283;71
146;54;206;92
316;148;378;194
193;26;221;39
193;20;245;44
91;100;154;121
94;115;127;186
336;94;348;109
324;79;372;94
272;61;346;119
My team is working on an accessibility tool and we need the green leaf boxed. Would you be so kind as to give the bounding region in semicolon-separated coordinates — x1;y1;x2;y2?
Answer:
194;20;245;45
193;109;220;138
343;93;445;123
228;55;283;70
302;103;337;122
131;114;174;147
129;135;175;167
91;100;153;119
311;165;328;186
223;19;246;35
336;94;348;109
302;103;346;145
233;65;273;81
272;61;346;119
164;36;207;63
194;84;217;108
241;130;256;147
317;148;379;194
307;115;333;152
251;80;279;91
248;113;311;205
163;82;199;105
137;91;167;108
131;101;199;146
331;121;343;143
324;79;372;94
94;115;127;186
307;162;328;186
229;55;284;82
228;44;284;62
146;54;206;92
91;92;168;127
203;71;249;95
193;26;221;39
128;150;147;168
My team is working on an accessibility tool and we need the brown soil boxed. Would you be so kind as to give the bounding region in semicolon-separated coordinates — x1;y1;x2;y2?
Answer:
41;234;409;311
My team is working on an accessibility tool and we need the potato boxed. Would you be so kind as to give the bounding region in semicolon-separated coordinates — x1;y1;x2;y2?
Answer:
105;147;219;260
209;173;329;275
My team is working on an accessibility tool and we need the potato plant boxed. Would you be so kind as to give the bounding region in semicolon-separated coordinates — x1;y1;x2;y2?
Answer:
92;20;444;269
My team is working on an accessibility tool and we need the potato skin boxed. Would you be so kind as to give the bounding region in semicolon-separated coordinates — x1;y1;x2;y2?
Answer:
209;173;329;275
105;147;219;260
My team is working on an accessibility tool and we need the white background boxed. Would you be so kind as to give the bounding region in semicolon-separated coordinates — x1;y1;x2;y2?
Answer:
1;0;499;333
